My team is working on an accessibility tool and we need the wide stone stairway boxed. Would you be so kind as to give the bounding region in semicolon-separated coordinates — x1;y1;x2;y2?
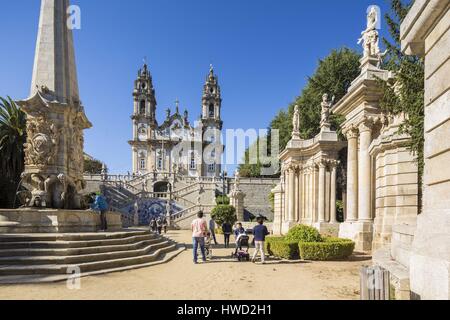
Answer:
0;230;185;284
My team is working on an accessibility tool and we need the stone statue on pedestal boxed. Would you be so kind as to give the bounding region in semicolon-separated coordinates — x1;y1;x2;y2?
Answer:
320;94;334;132
292;105;300;139
358;6;380;58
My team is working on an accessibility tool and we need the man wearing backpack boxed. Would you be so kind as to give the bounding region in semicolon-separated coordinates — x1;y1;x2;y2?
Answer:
91;192;109;232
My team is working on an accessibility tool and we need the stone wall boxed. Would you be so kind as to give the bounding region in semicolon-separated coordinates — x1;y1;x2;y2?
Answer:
230;178;279;221
400;0;450;300
370;114;419;252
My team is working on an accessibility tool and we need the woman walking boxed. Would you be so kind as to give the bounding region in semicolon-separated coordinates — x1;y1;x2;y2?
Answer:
222;221;232;248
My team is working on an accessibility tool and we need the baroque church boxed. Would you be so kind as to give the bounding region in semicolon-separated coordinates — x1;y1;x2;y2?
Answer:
129;63;224;178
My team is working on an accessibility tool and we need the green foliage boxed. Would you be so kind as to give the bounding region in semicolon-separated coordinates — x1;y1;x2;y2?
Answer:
273;48;361;150
84;157;106;174
379;0;425;207
299;237;355;261
266;237;300;260
285;224;323;243
239;48;360;177
211;205;237;226
238;136;278;178
336;200;344;223
0;96;26;208
215;195;230;205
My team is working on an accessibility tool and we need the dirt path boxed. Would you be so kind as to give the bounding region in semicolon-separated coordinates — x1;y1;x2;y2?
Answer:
0;230;369;300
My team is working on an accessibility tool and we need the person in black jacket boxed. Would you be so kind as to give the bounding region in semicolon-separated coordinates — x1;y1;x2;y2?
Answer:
222;222;232;248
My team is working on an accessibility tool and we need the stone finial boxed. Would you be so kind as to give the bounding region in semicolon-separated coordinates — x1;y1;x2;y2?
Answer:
175;98;180;114
292;105;301;140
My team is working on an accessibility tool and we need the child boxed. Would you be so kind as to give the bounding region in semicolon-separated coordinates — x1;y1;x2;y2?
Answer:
204;231;213;260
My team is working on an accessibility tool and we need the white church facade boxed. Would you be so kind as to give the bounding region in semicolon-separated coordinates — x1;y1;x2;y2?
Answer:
129;64;224;178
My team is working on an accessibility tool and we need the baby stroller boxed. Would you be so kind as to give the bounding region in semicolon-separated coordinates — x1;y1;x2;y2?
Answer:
231;234;250;262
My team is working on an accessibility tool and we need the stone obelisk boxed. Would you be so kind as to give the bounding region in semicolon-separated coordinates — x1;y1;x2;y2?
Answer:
17;0;92;210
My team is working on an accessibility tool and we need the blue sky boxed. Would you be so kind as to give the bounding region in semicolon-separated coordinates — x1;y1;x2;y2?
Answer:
0;0;391;174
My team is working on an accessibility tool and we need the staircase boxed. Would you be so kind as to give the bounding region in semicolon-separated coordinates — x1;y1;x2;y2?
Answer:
96;175;222;227
0;230;185;284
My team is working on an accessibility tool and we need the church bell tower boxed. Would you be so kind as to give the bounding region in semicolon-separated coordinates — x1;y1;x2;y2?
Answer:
201;65;223;177
130;62;157;174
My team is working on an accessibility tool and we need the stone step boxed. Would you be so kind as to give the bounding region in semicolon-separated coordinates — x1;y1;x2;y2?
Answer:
0;230;148;243
0;233;156;250
0;242;178;276
0;239;173;266
0;237;164;257
0;245;186;284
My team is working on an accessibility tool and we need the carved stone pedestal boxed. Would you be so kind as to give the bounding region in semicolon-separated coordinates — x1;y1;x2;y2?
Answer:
313;222;340;237
0;209;122;234
339;220;373;252
282;221;298;235
230;190;246;222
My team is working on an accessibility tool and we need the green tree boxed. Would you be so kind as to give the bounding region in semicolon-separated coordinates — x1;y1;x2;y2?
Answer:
211;205;237;226
378;0;424;208
239;48;360;177
0;97;26;208
238;136;268;178
84;157;106;174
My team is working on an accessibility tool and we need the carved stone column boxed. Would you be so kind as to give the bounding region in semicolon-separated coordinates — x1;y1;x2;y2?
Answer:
298;166;304;222
283;170;289;222
358;120;373;222
318;162;326;223
288;166;296;222
345;127;359;222
330;162;338;224
295;166;300;222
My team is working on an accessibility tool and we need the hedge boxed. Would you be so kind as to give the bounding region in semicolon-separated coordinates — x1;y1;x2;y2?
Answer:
285;224;322;243
299;237;355;261
266;237;299;260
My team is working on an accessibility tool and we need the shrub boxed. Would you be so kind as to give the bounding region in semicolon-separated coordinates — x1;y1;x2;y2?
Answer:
285;225;322;243
215;195;230;205
266;237;299;260
211;205;236;226
299;238;355;261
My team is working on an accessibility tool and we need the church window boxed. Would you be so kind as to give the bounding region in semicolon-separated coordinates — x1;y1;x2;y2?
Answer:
190;153;196;170
209;104;215;118
139;158;146;170
139;100;146;115
157;157;163;170
208;163;216;173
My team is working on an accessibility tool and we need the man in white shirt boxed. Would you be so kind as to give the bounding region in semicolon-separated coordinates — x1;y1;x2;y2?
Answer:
191;211;207;264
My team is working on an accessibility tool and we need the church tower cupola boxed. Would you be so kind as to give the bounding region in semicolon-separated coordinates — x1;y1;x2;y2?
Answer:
133;61;157;126
202;65;222;128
